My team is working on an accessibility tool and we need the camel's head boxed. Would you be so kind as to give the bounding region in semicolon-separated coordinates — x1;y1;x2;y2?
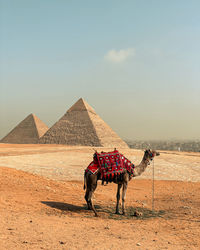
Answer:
144;149;160;162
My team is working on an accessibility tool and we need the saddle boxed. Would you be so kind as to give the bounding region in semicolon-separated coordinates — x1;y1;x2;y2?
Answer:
86;150;135;184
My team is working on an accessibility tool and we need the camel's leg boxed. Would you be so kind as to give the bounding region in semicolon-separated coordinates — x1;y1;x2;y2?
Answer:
85;189;92;210
115;184;122;214
84;173;98;216
87;189;98;217
122;182;128;215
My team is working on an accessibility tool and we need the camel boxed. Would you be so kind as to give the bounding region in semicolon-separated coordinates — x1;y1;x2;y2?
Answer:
84;149;160;216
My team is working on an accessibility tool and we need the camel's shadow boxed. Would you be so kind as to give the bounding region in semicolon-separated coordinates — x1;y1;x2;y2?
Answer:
41;201;165;219
41;201;102;213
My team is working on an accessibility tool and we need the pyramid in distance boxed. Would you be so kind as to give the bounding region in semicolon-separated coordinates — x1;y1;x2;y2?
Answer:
1;114;49;144
39;98;128;148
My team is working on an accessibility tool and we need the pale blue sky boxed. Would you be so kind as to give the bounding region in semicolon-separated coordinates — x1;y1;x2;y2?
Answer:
1;0;200;140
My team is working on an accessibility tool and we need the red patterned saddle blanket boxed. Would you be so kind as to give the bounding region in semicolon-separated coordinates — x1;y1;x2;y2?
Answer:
86;150;135;182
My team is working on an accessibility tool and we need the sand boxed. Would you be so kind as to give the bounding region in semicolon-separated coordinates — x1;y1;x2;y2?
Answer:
0;144;200;249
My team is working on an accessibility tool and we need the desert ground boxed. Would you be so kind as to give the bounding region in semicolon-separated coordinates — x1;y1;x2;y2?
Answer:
0;144;200;249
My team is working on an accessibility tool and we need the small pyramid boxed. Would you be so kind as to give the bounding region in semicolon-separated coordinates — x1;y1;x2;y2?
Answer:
39;98;128;148
1;114;49;144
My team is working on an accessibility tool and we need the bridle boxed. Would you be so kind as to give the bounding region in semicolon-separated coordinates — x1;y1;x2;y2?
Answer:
144;150;155;165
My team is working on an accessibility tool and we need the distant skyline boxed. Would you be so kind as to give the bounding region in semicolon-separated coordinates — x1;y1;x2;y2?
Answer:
1;0;200;140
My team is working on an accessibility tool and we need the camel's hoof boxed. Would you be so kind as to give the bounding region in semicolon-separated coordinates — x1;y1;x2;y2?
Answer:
94;214;98;217
115;211;120;215
122;212;126;215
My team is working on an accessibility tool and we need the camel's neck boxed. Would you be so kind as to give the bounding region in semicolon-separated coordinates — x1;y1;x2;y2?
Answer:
133;156;150;177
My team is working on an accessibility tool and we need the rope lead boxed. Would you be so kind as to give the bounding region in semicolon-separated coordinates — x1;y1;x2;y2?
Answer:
152;158;155;212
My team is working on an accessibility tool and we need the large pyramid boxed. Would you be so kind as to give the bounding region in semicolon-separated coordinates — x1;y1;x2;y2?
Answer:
1;114;49;144
39;98;128;148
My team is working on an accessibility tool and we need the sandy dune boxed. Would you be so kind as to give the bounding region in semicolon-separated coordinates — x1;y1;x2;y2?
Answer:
0;144;200;249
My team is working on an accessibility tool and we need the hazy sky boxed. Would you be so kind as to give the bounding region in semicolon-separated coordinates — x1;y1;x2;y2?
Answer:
1;0;200;140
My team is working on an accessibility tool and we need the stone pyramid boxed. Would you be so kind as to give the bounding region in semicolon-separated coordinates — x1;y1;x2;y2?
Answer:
39;98;128;148
1;114;49;144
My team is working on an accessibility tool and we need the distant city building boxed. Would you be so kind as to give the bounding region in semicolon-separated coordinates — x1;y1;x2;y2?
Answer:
126;140;200;152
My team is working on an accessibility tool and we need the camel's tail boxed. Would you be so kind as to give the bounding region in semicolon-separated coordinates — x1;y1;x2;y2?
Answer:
83;171;87;190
